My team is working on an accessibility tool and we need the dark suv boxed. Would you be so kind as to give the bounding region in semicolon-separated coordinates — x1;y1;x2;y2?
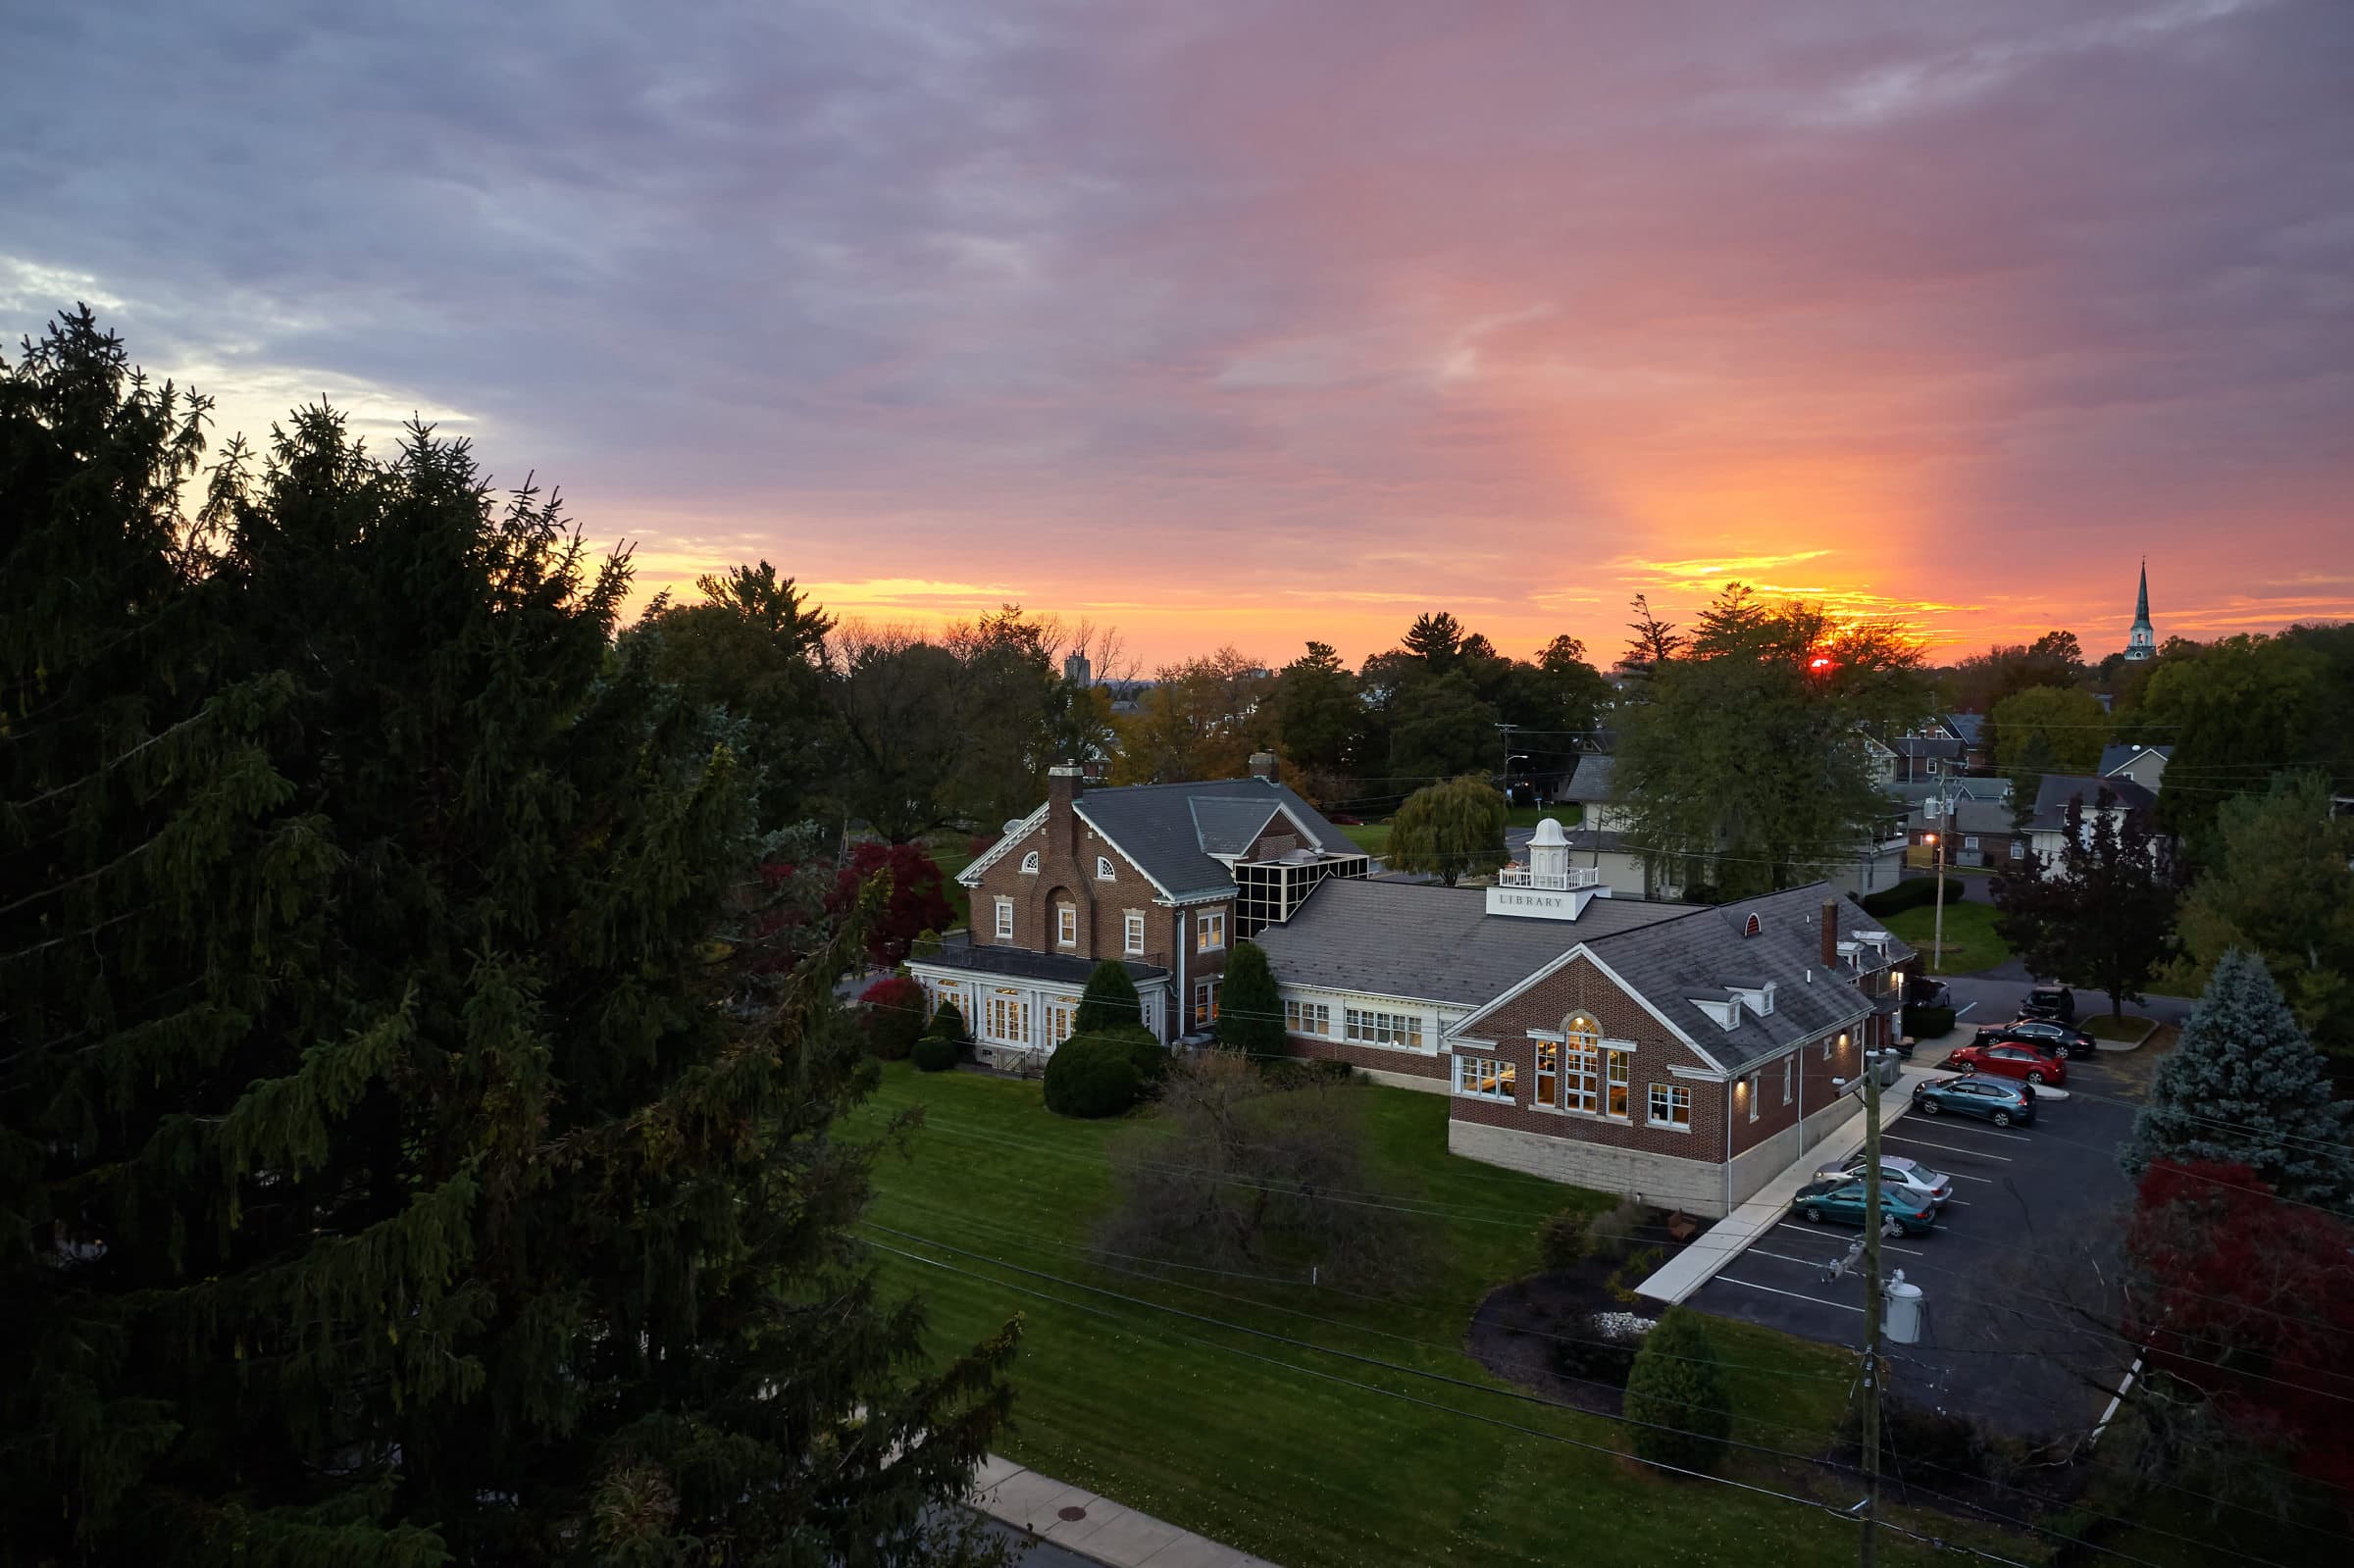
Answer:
1974;1017;2096;1059
2022;985;2075;1023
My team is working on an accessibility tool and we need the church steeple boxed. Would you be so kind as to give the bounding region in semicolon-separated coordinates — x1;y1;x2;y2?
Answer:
2124;558;2155;661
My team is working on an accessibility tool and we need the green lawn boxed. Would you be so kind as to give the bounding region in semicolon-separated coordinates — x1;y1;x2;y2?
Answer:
850;1066;2025;1567
1341;823;1391;857
2083;1014;2154;1042
1881;900;2010;975
1342;805;1577;863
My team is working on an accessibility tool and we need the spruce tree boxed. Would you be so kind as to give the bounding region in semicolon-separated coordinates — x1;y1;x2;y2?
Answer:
1216;940;1285;1059
1622;1310;1731;1475
1073;958;1143;1035
2122;949;2354;1206
1;315;1013;1564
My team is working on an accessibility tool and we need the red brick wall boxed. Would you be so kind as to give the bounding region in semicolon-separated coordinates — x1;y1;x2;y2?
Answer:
1285;1030;1448;1081
966;808;1175;969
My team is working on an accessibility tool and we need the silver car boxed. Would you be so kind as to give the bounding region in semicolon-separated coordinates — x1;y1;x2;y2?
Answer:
1813;1152;1954;1207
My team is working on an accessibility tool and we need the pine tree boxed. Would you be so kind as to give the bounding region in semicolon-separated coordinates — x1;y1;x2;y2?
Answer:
1073;958;1143;1035
1216;940;1285;1058
1;315;1013;1564
1622;1310;1731;1475
2121;950;2354;1206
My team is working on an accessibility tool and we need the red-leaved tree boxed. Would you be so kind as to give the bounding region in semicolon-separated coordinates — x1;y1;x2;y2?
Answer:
833;841;955;967
2124;1159;2354;1497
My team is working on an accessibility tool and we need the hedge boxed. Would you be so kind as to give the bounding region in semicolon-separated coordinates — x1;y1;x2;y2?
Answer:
1902;1004;1957;1040
911;1035;959;1074
1042;1033;1144;1119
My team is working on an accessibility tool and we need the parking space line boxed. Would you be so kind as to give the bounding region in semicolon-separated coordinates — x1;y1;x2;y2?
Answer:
1771;1222;1922;1255
1748;1247;1862;1271
1711;1275;1866;1313
1884;1135;2013;1162
1939;1170;1995;1183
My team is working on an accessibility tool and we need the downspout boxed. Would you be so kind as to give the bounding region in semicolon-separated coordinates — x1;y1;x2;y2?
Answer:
1175;909;1187;1043
1723;1072;1733;1217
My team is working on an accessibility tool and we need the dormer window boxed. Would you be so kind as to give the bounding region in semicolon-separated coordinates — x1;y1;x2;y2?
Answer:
1096;855;1115;882
1020;850;1041;875
1743;913;1762;937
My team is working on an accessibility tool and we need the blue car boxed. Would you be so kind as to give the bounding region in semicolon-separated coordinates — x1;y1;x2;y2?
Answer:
1789;1177;1938;1237
1912;1073;2035;1128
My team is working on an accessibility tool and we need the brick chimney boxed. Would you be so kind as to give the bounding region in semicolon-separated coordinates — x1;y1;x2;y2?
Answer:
1047;763;1084;854
1820;899;1840;969
1249;751;1279;782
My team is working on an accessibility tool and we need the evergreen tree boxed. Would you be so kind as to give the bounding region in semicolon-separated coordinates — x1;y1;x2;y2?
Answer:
1622;1310;1731;1475
2121;951;2354;1206
1216;941;1285;1058
1;315;1012;1564
1993;792;2179;1019
1386;775;1510;887
1074;959;1143;1035
1401;610;1465;671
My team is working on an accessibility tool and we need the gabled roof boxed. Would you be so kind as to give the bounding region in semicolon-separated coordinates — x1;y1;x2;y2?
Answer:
1075;777;1358;902
2099;743;2173;777
1905;797;2020;835
1941;714;1985;745
1450;883;1907;1072
1893;736;1965;761
2028;773;2158;834
1251;880;1685;1007
1559;754;1615;803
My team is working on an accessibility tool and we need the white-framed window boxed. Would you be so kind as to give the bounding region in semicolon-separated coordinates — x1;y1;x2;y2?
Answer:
984;988;1029;1045
1782;1055;1794;1105
1344;1008;1423;1049
1193;978;1221;1027
1020;850;1040;874
1963;835;1980;851
1648;1083;1692;1130
1284;998;1331;1037
1747;1074;1761;1122
1561;1014;1602;1113
1123;910;1145;955
1196;910;1226;952
2009;839;2025;859
1605;1048;1631;1120
1096;855;1115;882
1055;903;1077;947
1454;1054;1516;1101
994;897;1013;940
1535;1040;1559;1105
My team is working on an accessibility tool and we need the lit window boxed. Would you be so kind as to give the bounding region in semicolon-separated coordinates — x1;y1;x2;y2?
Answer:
1020;850;1040;875
1047;1000;1076;1045
1056;904;1077;946
1124;911;1145;955
1535;1040;1559;1106
994;897;1013;940
1455;1055;1516;1101
1563;1014;1600;1113
1648;1083;1691;1130
1193;979;1221;1026
1097;855;1115;882
1344;1008;1424;1049
1284;998;1331;1037
1605;1049;1630;1120
1196;911;1226;952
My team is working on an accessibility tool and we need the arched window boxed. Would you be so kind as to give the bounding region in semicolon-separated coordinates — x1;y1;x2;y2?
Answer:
1561;1013;1601;1113
1020;850;1041;874
1743;913;1762;937
1097;855;1115;881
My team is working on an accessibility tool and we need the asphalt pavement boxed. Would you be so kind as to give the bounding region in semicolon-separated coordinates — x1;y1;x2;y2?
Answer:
1684;1055;2144;1440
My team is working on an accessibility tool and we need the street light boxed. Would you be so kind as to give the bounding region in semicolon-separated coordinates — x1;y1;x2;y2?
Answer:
1920;832;1947;973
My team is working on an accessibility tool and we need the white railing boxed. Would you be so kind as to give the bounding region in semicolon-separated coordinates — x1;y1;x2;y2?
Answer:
1496;864;1600;890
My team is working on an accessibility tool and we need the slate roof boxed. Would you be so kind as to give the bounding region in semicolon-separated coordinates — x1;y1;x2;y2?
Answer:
2099;743;2173;777
1561;827;1638;855
1942;713;1985;745
917;932;1167;986
1073;777;1360;900
1250;880;1686;1007
1905;797;2021;836
1894;736;1965;761
1189;797;1281;857
1559;755;1615;803
1887;778;2009;812
2027;774;2158;834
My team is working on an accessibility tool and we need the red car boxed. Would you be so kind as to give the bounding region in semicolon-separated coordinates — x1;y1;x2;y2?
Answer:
1947;1039;2067;1087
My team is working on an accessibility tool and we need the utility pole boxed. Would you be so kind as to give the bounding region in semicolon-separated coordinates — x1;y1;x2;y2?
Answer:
1859;1043;1886;1568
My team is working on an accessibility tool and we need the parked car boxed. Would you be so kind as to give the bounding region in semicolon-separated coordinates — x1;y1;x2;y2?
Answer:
1913;1074;2036;1127
1909;979;1953;1011
1813;1151;1955;1207
1790;1177;1938;1237
2021;985;2075;1023
1950;1038;2069;1087
1974;1017;2097;1059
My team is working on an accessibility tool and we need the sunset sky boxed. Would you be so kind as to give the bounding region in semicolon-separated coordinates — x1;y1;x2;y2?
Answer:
7;1;2350;669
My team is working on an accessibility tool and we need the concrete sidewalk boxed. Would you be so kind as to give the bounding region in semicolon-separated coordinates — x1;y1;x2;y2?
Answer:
1634;1063;1947;1307
972;1455;1279;1568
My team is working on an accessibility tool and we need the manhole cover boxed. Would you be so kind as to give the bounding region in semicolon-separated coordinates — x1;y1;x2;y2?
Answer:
1056;1505;1088;1522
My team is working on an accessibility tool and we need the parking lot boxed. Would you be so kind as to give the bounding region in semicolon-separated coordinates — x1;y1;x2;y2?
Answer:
1685;1055;2144;1438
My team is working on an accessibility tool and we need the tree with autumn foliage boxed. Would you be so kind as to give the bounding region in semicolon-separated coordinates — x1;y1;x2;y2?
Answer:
0;312;1012;1565
2122;1159;2354;1504
828;840;957;967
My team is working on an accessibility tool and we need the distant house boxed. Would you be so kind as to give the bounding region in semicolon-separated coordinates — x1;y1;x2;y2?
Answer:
1936;714;1991;772
2099;743;2172;793
2025;774;2161;871
1558;754;1620;831
1891;735;1965;784
909;755;1369;1063
1907;796;2031;870
1254;839;1915;1216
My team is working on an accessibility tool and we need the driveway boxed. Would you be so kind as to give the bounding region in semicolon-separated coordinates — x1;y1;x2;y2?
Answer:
1683;1057;2144;1439
1937;975;2194;1034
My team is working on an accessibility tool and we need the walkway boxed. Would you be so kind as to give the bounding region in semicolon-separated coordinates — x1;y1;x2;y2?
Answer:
972;1455;1279;1568
1633;1061;1949;1307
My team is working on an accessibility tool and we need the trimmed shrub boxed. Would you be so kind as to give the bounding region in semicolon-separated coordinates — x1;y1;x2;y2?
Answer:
1216;940;1285;1058
911;1034;959;1074
1091;1022;1167;1087
1585;1195;1649;1264
1043;1034;1144;1119
926;998;967;1043
1074;961;1143;1035
1902;1004;1956;1040
1860;876;1960;918
1623;1309;1731;1475
1538;1208;1592;1273
858;976;927;1061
